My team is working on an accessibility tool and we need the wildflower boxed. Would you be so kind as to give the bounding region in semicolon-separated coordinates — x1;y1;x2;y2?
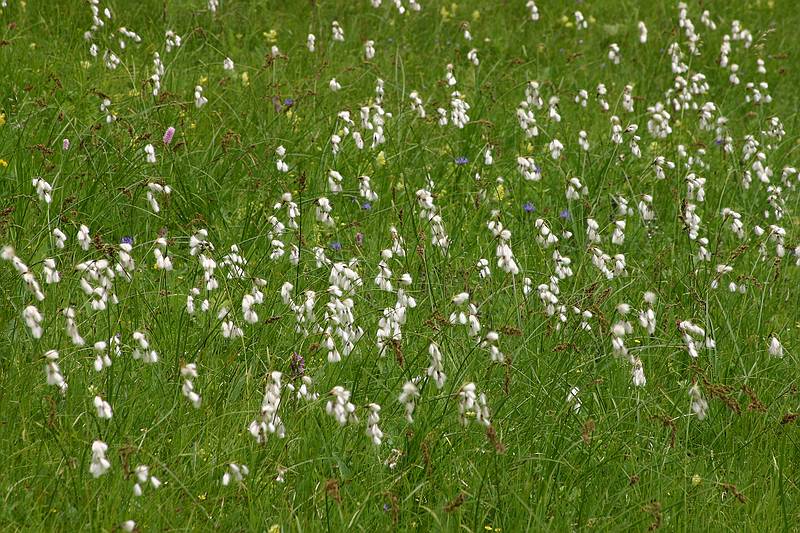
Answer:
222;463;249;486
93;396;113;419
89;440;111;478
194;86;208;108
366;403;383;445
62;138;70;151
326;386;358;425
566;387;581;413
427;343;447;388
398;380;420;422
248;371;286;442
165;30;182;52
23;305;44;339
133;465;161;496
689;384;708;420
223;57;234;71
32;177;53;204
144;144;156;164
332;20;345;42
768;336;783;358
44;350;67;394
458;383;491;426
163;126;175;145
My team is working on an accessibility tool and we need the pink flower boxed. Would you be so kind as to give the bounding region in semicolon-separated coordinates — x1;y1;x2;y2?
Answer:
62;138;70;151
163;127;175;145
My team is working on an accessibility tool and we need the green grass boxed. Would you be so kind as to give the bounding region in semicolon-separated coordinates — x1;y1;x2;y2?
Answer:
1;0;799;530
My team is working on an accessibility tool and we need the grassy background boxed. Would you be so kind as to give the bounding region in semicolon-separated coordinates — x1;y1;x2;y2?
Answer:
1;0;799;530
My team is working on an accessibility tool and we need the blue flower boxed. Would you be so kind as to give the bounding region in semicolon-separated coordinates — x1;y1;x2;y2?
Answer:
121;236;133;245
523;202;535;213
283;98;295;107
362;202;372;210
330;241;342;251
559;209;571;220
454;156;469;165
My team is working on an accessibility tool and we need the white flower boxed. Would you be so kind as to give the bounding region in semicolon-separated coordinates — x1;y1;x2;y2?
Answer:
366;403;383;445
326;386;358;425
689;384;708;420
194;85;208;108
89;440;111;478
93;396;113;419
222;463;249;486
398;380;420;422
768;336;783;358
32;177;53;204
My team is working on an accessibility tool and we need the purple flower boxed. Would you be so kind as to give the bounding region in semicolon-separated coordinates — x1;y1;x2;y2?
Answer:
355;232;364;246
330;241;342;251
383;504;390;512
715;138;723;145
559;209;571;220
121;236;133;245
290;352;305;378
454;156;469;165
362;202;372;210
163;126;176;145
283;98;295;107
523;202;535;213
62;138;70;151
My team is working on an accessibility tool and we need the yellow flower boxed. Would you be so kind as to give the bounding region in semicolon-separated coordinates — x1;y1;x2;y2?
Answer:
0;113;5;126
198;76;208;85
439;6;450;20
263;30;278;43
376;151;386;166
268;526;280;533
241;72;250;87
691;474;702;486
495;184;505;201
0;160;7;168
472;10;480;21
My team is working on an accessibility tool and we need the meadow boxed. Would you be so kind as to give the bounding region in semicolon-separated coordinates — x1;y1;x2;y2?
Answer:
1;0;799;530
